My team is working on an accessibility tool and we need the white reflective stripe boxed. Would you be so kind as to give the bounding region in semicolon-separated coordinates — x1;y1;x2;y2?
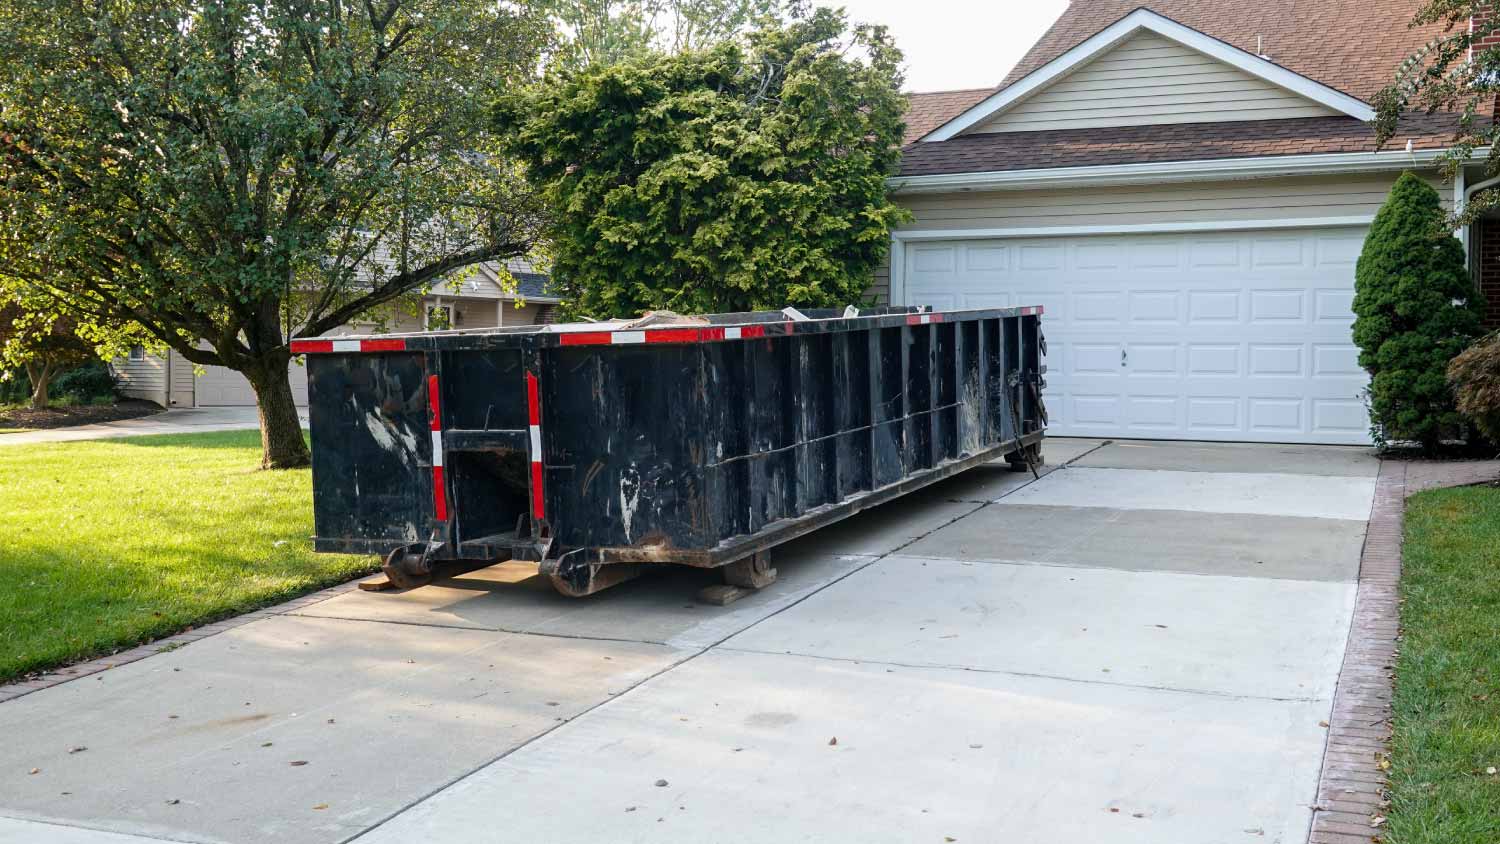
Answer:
430;431;444;467
332;339;360;352
724;326;741;340
612;331;646;344
919;314;932;324
529;425;542;457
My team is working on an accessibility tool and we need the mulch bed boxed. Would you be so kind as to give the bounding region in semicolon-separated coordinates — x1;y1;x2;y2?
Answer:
0;399;162;431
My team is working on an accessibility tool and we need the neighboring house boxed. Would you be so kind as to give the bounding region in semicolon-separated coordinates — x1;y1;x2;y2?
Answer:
113;260;560;408
882;0;1500;445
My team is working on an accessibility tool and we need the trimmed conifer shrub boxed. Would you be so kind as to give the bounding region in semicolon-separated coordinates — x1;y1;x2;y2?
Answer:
1352;171;1485;449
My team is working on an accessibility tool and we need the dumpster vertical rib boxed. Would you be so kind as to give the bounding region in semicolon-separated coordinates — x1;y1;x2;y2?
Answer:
427;373;448;522
525;371;545;521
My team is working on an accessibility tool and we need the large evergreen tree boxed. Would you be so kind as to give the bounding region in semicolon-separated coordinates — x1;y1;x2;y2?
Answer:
496;6;908;318
1353;171;1485;448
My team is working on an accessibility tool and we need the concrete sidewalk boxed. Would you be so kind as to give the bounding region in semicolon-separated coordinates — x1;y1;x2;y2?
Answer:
0;407;301;447
0;437;1377;843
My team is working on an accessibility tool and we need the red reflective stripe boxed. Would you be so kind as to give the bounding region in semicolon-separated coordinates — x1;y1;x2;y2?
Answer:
906;315;921;326
361;338;406;352
559;332;615;346
783;321;795;334
742;325;766;339
432;466;448;521
643;328;700;344
530;462;545;520
427;374;442;431
290;340;332;354
525;372;540;426
700;327;726;342
931;313;945;323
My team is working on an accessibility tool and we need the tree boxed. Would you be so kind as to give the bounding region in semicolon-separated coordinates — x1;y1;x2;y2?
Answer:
497;6;909;319
1376;1;1500;221
540;0;782;70
0;0;551;468
0;287;143;409
1353;172;1485;449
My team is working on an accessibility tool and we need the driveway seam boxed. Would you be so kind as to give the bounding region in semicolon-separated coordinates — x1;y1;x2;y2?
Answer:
1306;458;1405;844
714;645;1330;703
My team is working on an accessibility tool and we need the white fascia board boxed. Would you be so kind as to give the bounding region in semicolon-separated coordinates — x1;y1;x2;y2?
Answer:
891;216;1374;242
887;147;1466;194
922;8;1374;142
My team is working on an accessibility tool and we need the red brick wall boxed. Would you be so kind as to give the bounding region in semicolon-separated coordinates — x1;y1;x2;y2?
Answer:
1474;10;1500;52
1475;218;1500;329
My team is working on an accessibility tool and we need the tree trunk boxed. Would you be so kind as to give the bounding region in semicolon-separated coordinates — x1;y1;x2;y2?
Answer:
25;361;53;410
243;357;310;470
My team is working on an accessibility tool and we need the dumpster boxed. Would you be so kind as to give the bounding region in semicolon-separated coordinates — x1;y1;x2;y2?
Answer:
292;305;1046;597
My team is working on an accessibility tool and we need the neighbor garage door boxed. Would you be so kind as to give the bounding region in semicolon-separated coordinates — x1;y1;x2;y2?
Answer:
902;227;1370;444
194;362;309;407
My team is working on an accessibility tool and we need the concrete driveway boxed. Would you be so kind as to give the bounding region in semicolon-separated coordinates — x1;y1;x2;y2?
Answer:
0;438;1377;844
0;407;295;447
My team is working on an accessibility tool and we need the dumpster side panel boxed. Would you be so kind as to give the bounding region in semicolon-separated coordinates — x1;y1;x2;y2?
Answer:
308;352;433;551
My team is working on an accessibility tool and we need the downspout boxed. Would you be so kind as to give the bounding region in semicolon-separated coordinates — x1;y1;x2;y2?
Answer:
1461;171;1500;269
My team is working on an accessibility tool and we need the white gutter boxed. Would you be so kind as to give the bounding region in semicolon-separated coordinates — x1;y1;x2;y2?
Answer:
888;147;1474;194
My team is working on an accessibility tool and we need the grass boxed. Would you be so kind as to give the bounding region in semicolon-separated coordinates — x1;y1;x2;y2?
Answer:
1387;483;1500;843
0;431;376;681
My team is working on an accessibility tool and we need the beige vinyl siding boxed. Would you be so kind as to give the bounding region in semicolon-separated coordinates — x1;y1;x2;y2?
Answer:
112;353;167;406
868;171;1445;301
897;173;1441;232
168;350;196;407
971;31;1339;134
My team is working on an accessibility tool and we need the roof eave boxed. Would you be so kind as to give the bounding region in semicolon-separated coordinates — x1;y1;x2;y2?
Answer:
888;146;1472;194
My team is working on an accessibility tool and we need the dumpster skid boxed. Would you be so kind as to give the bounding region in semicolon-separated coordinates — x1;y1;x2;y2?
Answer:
292;305;1046;597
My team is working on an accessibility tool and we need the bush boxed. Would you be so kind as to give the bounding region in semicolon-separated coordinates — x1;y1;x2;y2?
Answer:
50;360;117;404
1352;171;1486;449
1450;330;1500;447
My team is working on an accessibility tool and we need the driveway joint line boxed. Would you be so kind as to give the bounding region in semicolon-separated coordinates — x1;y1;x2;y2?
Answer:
344;461;1059;842
0;812;210;844
714;645;1330;703
889;552;1361;584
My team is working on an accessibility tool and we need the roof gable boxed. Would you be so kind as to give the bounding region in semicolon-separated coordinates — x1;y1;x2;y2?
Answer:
971;30;1341;134
924;9;1375;142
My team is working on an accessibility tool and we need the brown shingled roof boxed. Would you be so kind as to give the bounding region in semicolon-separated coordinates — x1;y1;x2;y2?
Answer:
903;88;993;145
1000;0;1442;104
896;0;1459;173
896;113;1466;178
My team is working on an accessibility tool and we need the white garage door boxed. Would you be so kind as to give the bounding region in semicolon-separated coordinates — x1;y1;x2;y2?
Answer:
195;362;309;407
902;227;1371;444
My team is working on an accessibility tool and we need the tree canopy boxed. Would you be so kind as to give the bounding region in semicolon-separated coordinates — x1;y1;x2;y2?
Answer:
496;6;909;319
539;0;783;70
1377;0;1500;220
0;0;551;467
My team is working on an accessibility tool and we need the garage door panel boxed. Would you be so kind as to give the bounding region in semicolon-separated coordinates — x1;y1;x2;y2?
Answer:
903;227;1371;444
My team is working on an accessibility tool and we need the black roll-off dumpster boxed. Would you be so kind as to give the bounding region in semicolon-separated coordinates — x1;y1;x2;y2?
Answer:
292;305;1047;597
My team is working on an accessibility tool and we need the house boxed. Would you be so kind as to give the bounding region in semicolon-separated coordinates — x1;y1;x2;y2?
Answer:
882;0;1500;445
113;260;560;408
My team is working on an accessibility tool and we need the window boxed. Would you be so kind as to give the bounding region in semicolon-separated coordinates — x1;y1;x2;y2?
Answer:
426;305;454;330
128;344;146;361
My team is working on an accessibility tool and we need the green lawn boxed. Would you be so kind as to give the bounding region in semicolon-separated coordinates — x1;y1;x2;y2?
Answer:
1388;483;1500;843
0;431;376;681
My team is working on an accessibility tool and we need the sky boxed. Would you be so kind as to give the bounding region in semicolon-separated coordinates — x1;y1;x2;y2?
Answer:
821;0;1071;92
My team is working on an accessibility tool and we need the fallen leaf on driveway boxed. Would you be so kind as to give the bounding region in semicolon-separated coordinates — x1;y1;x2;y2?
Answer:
67;747;86;754
289;760;309;767
654;779;668;787
828;737;838;746
312;804;328;811
1318;721;1329;728
28;768;39;775
165;799;179;806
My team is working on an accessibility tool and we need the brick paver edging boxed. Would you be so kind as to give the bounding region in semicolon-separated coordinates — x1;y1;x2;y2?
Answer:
0;578;368;705
1308;459;1405;844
